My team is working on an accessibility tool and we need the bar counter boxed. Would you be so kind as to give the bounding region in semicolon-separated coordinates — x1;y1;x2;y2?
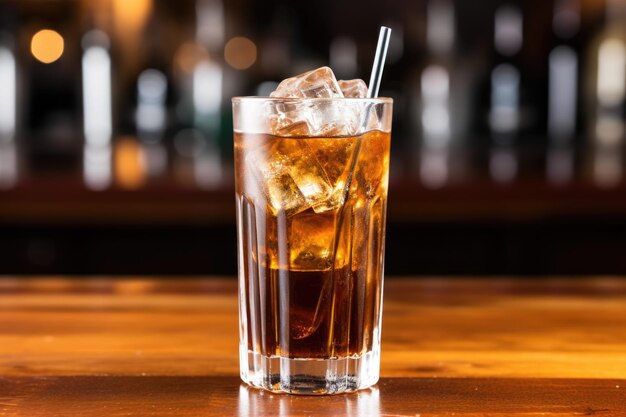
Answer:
1;277;625;416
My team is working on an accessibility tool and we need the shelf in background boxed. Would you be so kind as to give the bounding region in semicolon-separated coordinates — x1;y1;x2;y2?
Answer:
3;177;626;225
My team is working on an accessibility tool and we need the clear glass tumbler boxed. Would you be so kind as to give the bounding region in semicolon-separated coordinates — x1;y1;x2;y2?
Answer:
233;97;392;394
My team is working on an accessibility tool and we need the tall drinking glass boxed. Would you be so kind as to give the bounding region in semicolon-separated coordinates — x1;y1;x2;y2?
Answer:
233;97;392;394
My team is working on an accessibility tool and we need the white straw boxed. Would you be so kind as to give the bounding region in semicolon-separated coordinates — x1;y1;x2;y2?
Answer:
367;26;392;98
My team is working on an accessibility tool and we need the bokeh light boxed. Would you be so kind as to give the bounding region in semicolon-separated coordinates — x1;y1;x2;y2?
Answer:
112;0;152;33
115;137;146;190
175;42;207;74
224;36;257;70
31;29;64;64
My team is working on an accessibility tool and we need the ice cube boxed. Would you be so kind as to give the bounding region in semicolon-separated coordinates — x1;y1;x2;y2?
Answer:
270;67;343;99
269;99;352;137
338;79;368;98
289;211;336;271
269;67;359;136
306;136;357;212
246;138;336;216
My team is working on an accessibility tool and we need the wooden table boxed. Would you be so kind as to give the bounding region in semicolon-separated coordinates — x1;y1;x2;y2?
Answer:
0;278;624;416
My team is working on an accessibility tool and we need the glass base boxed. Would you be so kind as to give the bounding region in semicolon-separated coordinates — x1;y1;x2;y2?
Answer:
240;347;380;395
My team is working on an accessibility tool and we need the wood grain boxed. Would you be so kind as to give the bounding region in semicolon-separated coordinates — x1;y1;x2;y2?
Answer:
0;277;625;416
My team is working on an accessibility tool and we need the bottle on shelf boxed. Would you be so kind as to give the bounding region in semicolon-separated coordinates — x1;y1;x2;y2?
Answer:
586;0;626;187
489;3;523;184
547;0;581;185
172;0;224;189
81;30;113;190
419;0;455;188
0;33;18;189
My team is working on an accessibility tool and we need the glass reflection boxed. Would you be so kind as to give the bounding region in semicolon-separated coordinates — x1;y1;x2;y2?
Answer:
237;384;380;417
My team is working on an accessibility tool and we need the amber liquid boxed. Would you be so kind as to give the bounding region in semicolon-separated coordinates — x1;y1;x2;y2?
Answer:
235;130;390;359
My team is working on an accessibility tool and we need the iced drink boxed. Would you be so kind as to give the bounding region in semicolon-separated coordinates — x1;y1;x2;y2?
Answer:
233;67;392;394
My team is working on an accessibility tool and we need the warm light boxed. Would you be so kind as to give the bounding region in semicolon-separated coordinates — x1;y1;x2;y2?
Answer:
115;280;155;295
112;0;152;33
115;137;147;190
31;29;64;64
597;38;626;107
175;42;207;74
224;37;257;70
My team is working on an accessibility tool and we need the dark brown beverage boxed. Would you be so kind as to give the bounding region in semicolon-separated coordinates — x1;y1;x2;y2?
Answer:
235;130;390;360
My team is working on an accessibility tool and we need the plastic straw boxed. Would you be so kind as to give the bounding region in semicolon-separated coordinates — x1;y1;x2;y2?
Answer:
311;27;393;340
367;26;392;98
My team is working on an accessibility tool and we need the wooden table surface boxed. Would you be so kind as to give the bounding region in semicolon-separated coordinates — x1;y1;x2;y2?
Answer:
0;277;625;416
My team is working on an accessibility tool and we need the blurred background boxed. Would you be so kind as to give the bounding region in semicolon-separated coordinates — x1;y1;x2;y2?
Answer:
0;0;625;276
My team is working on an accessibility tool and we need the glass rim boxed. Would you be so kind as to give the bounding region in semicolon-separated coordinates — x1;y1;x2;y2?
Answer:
232;96;393;104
